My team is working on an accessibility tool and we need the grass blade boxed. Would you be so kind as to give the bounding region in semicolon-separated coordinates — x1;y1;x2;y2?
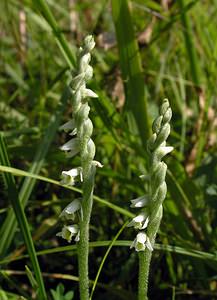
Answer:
0;165;134;218
177;0;201;87
1;241;216;265
0;135;47;300
111;0;151;145
32;0;76;68
90;222;128;300
167;169;205;246
0;87;70;257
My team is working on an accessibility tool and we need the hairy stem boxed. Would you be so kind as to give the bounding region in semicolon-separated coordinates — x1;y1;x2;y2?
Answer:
138;250;151;300
139;205;162;299
77;164;96;300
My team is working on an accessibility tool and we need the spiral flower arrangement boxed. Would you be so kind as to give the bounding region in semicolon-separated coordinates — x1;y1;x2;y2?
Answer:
128;99;173;300
128;99;173;252
57;35;102;300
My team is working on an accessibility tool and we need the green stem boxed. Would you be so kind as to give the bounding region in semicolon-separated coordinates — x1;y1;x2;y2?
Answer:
138;206;162;300
77;165;96;300
138;250;151;300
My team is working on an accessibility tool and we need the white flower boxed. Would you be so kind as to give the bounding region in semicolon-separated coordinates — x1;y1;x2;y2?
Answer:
152;144;174;162
59;120;75;132
80;53;91;71
60;167;83;186
83;88;98;98
84;35;95;52
139;175;150;182
56;225;80;243
92;160;103;168
130;195;149;208
130;232;153;252
59;199;81;220
127;212;149;229
60;137;80;157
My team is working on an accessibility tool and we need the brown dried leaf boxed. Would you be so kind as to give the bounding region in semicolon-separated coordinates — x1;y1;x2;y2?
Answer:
112;76;125;109
138;17;156;45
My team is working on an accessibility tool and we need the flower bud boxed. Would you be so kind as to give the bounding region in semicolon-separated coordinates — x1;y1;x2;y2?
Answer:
84;65;93;81
84;35;95;52
86;138;96;161
154;123;170;149
162;107;172;124
80;119;93;139
152;116;163;134
76;104;90;127
151;162;167;192
147;133;157;151
160;98;169;115
71;73;85;90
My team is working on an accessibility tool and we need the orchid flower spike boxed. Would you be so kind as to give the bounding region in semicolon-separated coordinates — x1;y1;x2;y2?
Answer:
57;35;102;250
129;99;173;252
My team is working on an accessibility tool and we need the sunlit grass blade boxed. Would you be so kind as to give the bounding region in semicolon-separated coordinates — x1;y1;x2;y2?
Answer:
0;165;134;218
177;0;201;88
0;134;47;300
0;88;70;257
90;222;128;300
32;0;75;68
1;240;216;266
111;0;150;145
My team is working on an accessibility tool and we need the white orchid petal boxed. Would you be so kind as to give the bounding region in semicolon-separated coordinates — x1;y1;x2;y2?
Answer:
141;217;149;229
60;138;79;152
130;232;153;252
63;168;80;177
60;199;81;220
84;89;98;98
130;195;149;208
133;214;146;223
127;212;148;229
60;167;82;186
74;231;80;242
56;225;79;243
92;160;103;168
67;225;79;234
60;120;75;132
69;128;77;136
146;237;153;252
136;232;147;244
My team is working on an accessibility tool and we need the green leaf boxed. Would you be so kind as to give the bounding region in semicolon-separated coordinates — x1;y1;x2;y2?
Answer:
0;88;69;257
111;0;150;145
0;134;47;300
